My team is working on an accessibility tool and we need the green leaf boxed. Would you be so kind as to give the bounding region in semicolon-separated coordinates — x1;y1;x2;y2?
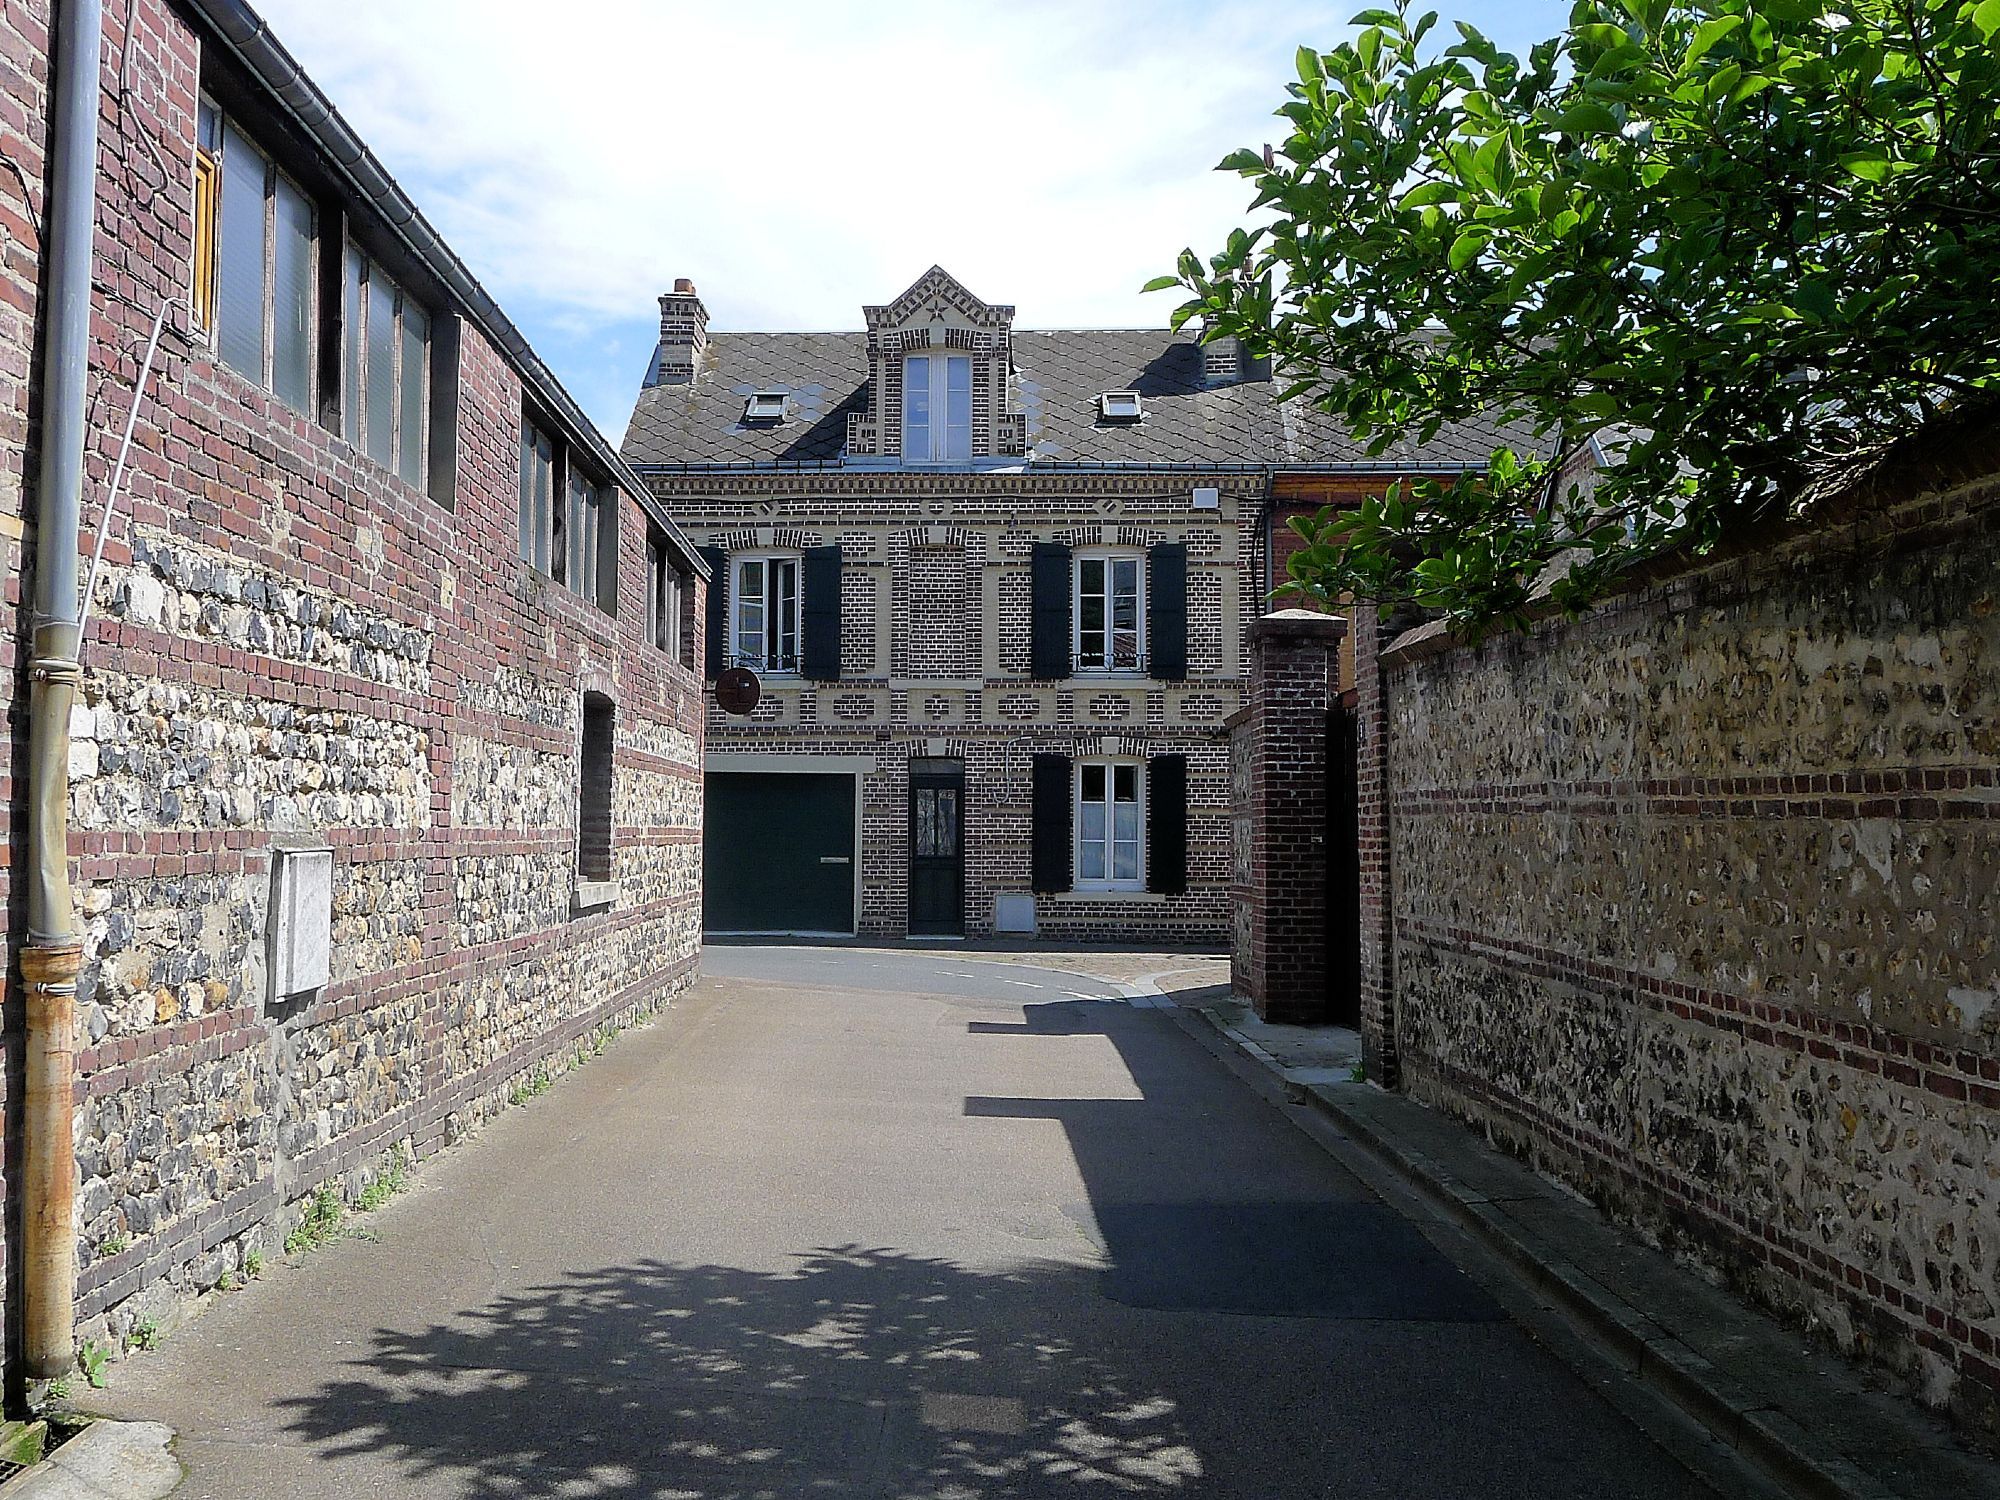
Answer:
1682;14;1744;67
1973;0;2000;38
1838;151;1895;184
1399;180;1458;208
1558;101;1620;134
1138;275;1182;293
1448;228;1489;270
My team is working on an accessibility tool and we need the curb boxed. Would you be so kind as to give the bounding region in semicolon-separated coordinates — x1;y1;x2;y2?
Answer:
1294;1082;1884;1500
0;1420;179;1499
1174;1002;1992;1500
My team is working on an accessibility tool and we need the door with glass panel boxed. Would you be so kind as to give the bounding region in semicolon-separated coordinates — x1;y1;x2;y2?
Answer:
908;759;965;936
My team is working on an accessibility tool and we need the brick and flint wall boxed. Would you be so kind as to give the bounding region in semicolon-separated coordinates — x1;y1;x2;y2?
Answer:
657;471;1260;944
1358;438;2000;1432
2;0;705;1355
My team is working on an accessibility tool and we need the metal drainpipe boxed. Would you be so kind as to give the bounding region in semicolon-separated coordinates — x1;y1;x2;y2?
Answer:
23;0;102;1381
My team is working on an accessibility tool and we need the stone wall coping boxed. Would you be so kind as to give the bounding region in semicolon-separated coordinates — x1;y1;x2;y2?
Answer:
1249;609;1347;644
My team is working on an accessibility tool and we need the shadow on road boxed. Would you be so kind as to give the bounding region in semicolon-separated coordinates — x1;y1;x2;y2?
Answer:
269;998;1707;1499
275;1246;1201;1497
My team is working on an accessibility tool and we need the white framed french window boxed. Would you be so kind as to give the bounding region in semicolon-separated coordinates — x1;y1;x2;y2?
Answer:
1074;760;1145;891
902;353;972;462
1074;550;1146;672
732;552;801;673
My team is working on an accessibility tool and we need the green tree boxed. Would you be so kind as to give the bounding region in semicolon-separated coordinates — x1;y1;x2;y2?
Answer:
1155;0;2000;632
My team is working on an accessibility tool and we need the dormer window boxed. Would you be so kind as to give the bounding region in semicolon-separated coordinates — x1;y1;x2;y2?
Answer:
743;391;787;423
1098;391;1143;422
904;354;971;462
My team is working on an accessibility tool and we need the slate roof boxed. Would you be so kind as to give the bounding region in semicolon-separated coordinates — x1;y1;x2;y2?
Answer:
621;326;1540;472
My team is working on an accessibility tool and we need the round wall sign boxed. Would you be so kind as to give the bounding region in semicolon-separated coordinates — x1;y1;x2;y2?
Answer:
715;666;761;715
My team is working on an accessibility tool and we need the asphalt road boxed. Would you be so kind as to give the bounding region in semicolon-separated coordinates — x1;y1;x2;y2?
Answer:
96;946;1717;1499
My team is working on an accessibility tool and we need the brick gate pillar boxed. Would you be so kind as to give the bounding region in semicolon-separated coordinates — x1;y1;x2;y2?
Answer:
1230;608;1346;1023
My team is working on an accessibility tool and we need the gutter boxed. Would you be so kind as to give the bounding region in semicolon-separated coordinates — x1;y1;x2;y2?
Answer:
21;0;102;1381
180;0;706;580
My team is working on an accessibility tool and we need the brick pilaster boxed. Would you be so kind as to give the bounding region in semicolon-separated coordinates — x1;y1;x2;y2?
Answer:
1231;609;1344;1023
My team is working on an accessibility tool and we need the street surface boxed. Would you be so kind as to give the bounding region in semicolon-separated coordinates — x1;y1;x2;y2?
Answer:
97;946;1716;1498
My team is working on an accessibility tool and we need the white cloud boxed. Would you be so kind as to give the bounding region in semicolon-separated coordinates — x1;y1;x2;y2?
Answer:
250;0;1559;436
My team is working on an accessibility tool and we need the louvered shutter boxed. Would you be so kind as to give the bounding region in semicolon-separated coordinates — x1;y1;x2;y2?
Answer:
1030;542;1072;680
699;545;727;679
802;544;843;681
1147;755;1189;895
1148;543;1188;680
1031;753;1073;893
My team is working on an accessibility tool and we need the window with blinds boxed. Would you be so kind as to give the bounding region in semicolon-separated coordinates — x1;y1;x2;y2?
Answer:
518;421;555;574
209;108;315;414
340;249;429;490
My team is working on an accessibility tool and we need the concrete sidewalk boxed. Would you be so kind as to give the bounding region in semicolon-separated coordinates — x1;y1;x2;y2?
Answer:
1174;997;2000;1500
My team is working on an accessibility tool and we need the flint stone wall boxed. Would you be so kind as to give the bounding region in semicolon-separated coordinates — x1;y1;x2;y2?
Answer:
0;0;709;1370
1375;453;2000;1433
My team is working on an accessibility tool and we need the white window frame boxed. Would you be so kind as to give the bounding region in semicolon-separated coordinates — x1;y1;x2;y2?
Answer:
901;353;972;463
1073;549;1147;674
731;550;802;674
1074;759;1145;892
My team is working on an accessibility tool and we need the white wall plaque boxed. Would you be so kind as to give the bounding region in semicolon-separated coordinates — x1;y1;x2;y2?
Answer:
270;846;334;1002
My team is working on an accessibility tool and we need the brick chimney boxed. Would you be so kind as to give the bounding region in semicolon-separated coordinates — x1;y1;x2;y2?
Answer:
656;277;709;385
1201;334;1246;389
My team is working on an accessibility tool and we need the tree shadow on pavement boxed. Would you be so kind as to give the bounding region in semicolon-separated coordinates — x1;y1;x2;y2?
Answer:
274;1245;1202;1499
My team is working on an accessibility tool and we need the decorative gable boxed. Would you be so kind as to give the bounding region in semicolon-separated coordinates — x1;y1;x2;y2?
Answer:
847;267;1027;461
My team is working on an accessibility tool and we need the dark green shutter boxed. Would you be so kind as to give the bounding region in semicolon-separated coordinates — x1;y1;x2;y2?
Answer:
1031;542;1072;680
1147;754;1188;895
700;545;727;679
1149;542;1188;680
802;544;843;680
1031;753;1072;893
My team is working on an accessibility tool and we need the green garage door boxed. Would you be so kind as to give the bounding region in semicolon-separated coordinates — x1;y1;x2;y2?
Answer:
704;772;856;934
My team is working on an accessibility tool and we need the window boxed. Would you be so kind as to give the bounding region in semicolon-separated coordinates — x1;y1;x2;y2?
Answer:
517;416;617;615
743;392;787;422
1076;762;1143;890
1075;551;1145;671
518;421;555;573
342;248;430;486
645;535;680;656
567;470;612;612
205;100;315;413
732;553;799;672
578;693;615;885
902;354;971;462
1097;390;1143;421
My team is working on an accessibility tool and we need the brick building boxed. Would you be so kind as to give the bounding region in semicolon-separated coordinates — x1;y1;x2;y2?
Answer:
625;267;1294;944
625;268;1522;945
2;0;705;1367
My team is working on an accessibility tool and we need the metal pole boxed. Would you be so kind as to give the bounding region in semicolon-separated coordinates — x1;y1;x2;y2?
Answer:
23;0;103;1381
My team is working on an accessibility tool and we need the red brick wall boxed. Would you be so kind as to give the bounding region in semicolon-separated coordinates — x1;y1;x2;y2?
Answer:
2;0;706;1360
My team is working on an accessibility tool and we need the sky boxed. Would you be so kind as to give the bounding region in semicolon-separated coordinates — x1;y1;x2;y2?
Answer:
256;0;1568;444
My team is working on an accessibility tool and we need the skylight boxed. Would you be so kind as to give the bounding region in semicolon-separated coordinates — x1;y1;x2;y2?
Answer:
743;392;787;422
1097;391;1143;422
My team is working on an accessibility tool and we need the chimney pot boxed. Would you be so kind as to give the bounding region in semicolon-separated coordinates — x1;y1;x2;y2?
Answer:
673;277;696;294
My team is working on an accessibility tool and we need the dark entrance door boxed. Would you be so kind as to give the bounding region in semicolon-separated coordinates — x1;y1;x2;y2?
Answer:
908;759;965;936
704;772;855;934
1328;706;1362;1025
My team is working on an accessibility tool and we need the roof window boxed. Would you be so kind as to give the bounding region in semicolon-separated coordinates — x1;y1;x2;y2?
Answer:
1097;390;1143;422
743;391;787;423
